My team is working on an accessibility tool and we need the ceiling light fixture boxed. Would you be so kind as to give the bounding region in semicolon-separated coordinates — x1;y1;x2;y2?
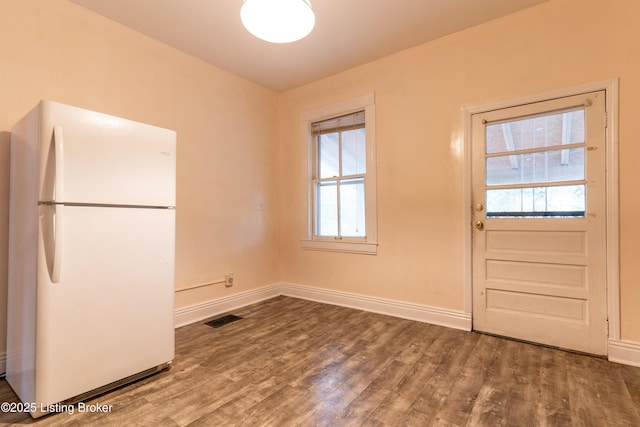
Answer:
241;0;315;44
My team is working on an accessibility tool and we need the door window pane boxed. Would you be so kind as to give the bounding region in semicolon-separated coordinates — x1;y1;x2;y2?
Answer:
486;185;585;217
342;128;366;176
316;181;337;235
340;178;365;237
486;147;585;186
486;110;585;154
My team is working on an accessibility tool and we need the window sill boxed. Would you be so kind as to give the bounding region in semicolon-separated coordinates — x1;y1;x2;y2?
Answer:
300;239;378;255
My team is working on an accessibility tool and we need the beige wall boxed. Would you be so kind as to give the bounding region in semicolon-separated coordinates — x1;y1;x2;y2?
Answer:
277;0;640;342
0;0;280;358
2;0;640;366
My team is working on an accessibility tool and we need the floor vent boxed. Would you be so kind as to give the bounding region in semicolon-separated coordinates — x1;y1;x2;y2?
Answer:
205;314;243;328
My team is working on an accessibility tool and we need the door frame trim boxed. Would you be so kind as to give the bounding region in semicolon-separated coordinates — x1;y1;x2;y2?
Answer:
462;79;620;341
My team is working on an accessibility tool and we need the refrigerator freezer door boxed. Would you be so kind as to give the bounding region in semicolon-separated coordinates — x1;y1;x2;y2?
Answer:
35;205;175;405
39;101;176;207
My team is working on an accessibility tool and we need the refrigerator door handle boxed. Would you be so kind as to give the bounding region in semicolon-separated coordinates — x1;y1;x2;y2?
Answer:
51;205;64;283
49;125;65;283
54;125;65;202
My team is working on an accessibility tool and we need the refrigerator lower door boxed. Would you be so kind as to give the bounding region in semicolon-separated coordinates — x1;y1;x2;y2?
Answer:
35;205;175;408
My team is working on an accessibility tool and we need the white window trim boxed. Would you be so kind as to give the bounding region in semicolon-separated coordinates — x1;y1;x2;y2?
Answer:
300;93;378;254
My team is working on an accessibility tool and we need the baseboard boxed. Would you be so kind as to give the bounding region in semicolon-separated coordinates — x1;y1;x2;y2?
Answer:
0;352;5;377
174;284;280;328
608;339;640;367
174;282;472;331
279;282;472;331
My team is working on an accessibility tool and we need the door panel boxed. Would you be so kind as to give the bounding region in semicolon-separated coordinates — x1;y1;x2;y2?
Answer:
485;290;587;321
486;261;586;291
472;91;607;355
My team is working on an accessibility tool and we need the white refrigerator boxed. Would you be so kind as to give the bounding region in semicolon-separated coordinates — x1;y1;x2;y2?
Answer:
7;100;176;418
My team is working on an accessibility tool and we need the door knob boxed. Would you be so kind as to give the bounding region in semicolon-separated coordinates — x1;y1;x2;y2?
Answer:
475;220;484;230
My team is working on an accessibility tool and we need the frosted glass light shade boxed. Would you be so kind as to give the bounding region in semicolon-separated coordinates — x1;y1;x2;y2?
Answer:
241;0;315;44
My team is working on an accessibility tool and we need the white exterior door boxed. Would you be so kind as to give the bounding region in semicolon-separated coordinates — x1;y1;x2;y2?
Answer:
472;91;608;355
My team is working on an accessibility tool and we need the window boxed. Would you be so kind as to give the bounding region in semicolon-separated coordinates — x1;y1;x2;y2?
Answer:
300;94;377;254
484;108;587;217
313;111;366;237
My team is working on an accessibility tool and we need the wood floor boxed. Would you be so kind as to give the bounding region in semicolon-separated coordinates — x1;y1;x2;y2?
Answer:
1;296;639;426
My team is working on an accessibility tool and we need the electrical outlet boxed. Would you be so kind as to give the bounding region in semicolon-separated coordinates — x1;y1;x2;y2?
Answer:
225;272;234;288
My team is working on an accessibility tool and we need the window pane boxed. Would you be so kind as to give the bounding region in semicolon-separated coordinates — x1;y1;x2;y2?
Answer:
486;185;585;217
316;181;337;236
486;147;584;186
544;185;585;212
318;133;339;178
342;128;366;176
340;178;365;236
486;110;585;154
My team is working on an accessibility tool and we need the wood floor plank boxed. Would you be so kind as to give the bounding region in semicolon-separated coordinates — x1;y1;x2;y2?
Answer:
359;324;448;426
535;347;572;426
429;333;501;426
501;340;543;424
567;353;640;426
398;329;482;425
621;364;640;414
466;338;543;426
330;359;413;426
1;296;639;426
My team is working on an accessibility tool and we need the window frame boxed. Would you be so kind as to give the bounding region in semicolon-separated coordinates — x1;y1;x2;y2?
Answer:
300;93;377;254
483;107;588;218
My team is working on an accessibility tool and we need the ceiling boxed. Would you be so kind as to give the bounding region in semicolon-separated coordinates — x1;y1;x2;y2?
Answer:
71;0;548;92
